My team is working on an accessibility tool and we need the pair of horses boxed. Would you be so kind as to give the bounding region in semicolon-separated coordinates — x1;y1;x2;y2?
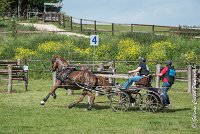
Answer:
41;55;111;110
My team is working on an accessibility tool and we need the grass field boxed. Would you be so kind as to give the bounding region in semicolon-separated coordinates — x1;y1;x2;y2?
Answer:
1;18;200;134
0;79;199;134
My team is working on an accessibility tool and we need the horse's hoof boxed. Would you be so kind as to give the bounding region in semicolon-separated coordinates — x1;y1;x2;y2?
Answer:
40;101;45;105
86;105;92;111
52;93;57;99
53;95;57;99
68;102;76;109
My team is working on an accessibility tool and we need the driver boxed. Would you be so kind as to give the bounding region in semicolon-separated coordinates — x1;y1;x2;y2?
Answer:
120;57;149;90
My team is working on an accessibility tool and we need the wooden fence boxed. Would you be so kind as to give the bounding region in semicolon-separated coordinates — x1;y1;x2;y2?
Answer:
63;16;200;36
25;12;200;36
1;58;197;95
1;12;199;37
0;60;28;93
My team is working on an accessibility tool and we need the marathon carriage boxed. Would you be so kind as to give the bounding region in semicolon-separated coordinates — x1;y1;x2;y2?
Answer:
108;75;165;112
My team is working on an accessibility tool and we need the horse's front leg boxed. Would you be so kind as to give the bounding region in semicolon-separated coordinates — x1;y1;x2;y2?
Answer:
40;80;61;105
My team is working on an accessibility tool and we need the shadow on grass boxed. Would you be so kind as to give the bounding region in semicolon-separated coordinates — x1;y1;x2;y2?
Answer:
55;101;111;110
161;107;191;113
0;89;24;93
74;102;111;110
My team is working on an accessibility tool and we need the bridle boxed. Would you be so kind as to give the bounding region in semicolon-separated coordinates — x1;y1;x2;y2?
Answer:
52;57;68;72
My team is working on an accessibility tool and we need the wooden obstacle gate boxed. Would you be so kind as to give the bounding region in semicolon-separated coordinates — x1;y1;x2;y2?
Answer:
0;60;28;93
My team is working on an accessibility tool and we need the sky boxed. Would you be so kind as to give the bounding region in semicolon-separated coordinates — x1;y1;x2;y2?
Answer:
62;0;200;26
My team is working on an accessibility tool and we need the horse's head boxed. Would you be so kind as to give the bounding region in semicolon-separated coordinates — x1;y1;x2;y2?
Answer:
51;55;69;72
51;55;58;71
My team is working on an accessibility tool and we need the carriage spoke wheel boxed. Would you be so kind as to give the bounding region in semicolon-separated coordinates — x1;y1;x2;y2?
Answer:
139;93;159;113
109;92;130;112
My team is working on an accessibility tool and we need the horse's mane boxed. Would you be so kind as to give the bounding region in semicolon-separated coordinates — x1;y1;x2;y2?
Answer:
52;55;68;65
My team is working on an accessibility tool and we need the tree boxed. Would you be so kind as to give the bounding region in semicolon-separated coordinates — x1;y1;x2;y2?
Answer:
0;0;11;14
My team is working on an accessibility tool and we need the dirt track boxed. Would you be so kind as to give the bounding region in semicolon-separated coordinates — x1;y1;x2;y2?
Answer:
19;23;89;38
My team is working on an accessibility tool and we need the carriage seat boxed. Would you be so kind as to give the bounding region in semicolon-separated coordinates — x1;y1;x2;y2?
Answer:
135;75;152;87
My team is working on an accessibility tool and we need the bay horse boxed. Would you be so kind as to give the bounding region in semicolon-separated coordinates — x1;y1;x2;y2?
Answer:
40;55;111;110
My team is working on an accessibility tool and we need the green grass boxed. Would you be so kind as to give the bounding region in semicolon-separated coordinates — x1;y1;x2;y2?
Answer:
0;80;199;134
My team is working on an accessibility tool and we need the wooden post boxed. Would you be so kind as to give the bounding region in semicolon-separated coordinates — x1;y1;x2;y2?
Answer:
152;25;155;34
70;16;73;30
108;61;115;84
17;59;21;66
131;24;133;32
94;20;97;34
187;65;192;93
112;23;114;36
8;65;12;93
80;19;83;33
16;59;21;83
23;59;28;91
24;70;28;91
156;64;161;88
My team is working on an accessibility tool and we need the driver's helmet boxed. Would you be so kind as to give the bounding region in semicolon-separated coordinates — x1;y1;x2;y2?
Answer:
140;57;146;62
165;60;172;66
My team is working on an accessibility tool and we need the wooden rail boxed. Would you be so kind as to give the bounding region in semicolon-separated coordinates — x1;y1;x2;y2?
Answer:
2;59;197;95
0;60;28;93
24;12;200;37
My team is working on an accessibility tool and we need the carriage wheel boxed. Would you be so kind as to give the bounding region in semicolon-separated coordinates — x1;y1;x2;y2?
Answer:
109;91;130;112
139;93;159;112
130;93;142;109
